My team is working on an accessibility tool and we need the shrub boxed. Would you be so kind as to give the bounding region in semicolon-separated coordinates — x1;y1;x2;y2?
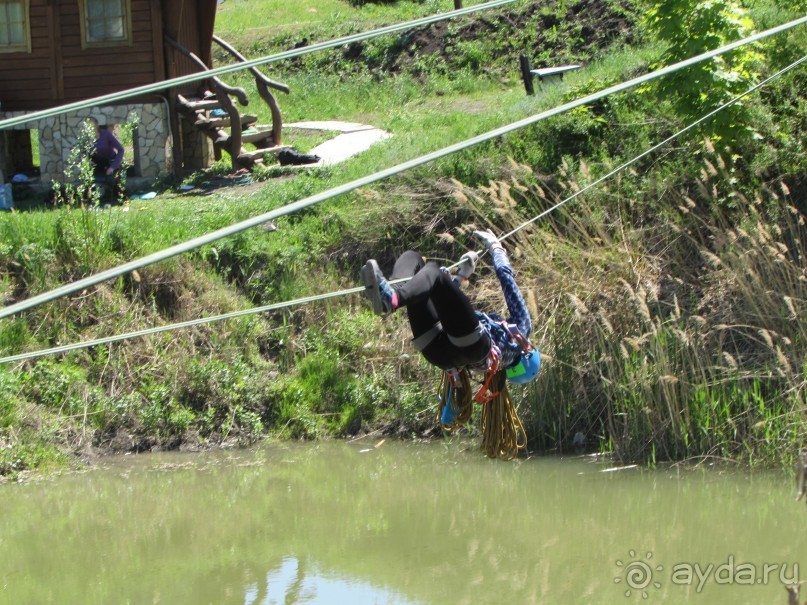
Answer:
643;0;763;145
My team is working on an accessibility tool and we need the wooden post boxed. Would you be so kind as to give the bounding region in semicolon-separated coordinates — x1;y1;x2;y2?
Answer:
454;0;463;9
520;55;535;96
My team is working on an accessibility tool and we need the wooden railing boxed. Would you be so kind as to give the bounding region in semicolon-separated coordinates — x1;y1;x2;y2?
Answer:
165;35;249;169
213;35;289;147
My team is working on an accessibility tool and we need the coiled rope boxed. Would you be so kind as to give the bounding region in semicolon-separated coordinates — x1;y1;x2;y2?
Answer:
438;368;527;460
480;372;527;461
1;53;804;366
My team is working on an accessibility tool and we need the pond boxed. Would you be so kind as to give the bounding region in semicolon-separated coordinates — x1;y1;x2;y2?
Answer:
0;440;802;604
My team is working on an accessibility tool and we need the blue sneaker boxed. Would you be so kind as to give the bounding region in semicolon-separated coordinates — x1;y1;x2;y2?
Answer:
361;260;395;315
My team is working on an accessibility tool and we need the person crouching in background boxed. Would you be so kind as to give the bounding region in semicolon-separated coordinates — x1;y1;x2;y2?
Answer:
87;117;125;203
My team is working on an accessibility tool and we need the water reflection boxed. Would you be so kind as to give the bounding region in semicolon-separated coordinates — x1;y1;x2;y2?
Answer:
244;556;419;605
0;441;802;605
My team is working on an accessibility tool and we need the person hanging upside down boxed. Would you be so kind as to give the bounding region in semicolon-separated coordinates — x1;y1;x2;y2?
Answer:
361;230;540;456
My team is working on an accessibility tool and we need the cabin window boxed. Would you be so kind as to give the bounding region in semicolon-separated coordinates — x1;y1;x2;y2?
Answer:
79;0;132;48
0;0;31;54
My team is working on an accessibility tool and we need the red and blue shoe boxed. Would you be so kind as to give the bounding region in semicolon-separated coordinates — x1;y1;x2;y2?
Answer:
361;259;396;315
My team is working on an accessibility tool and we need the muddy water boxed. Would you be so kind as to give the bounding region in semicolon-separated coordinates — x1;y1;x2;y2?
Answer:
0;441;803;605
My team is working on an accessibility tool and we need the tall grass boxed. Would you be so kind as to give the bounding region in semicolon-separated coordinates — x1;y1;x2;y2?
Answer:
450;146;806;464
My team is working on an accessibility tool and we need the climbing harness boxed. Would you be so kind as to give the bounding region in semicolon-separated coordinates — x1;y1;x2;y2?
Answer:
473;345;501;404
411;321;443;352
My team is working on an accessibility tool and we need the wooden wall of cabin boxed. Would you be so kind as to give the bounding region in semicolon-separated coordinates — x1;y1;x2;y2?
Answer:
0;0;165;112
162;0;217;89
57;0;165;104
0;1;56;111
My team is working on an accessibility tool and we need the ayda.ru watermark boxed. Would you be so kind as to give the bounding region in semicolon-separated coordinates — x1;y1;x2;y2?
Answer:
614;550;800;598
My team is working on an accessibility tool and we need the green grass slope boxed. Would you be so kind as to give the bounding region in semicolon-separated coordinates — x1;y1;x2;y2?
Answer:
0;0;805;478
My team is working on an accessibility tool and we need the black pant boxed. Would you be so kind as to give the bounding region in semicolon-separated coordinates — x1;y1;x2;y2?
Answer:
390;251;490;370
91;155;123;202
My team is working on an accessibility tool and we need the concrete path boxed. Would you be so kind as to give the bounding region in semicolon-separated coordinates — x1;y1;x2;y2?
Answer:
284;121;391;167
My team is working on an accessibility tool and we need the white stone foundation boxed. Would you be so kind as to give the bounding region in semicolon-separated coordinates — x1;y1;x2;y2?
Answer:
0;103;173;182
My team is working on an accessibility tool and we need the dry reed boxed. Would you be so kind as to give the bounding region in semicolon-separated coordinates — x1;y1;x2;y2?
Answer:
449;148;807;464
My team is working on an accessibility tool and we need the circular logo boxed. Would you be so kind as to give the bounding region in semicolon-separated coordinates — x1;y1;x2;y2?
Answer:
615;550;664;598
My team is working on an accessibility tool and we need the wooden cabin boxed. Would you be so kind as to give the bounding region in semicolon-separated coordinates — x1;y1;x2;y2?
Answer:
0;0;287;183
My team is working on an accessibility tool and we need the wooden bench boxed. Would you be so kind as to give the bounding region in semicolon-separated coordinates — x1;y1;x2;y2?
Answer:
531;65;581;83
519;55;582;95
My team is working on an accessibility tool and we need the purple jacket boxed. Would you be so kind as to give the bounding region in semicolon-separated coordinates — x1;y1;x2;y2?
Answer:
92;129;124;170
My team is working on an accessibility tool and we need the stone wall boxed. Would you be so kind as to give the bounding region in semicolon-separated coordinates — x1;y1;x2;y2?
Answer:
0;102;173;182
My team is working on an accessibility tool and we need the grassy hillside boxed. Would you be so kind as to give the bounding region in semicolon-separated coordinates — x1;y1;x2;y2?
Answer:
0;0;805;478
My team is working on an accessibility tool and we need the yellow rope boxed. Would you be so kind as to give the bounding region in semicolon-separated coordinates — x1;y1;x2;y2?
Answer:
437;369;473;429
480;372;527;461
437;369;527;460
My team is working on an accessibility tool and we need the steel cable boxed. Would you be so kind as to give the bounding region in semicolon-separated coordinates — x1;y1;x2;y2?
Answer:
0;52;805;365
2;18;804;322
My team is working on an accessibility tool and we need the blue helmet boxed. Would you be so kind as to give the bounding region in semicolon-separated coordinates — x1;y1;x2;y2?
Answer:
505;350;541;384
